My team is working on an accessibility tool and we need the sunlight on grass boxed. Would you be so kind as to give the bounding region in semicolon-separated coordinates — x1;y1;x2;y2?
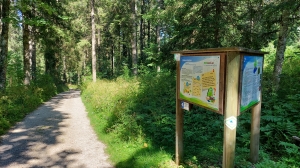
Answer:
81;68;300;167
81;77;175;168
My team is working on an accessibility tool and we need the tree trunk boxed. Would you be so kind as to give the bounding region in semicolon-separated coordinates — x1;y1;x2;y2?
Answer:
147;20;150;47
84;50;87;74
122;34;127;60
273;10;289;91
23;21;31;85
31;37;36;80
131;0;137;76
140;0;145;64
77;70;80;85
45;46;55;76
119;37;121;73
0;2;2;33
214;0;221;47
156;25;161;72
156;0;164;72
111;44;114;76
0;0;10;90
97;28;101;73
63;54;67;83
97;29;101;48
31;5;37;81
91;0;96;82
30;26;36;81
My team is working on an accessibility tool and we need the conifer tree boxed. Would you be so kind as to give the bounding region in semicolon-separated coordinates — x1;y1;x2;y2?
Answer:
0;0;10;90
91;0;96;82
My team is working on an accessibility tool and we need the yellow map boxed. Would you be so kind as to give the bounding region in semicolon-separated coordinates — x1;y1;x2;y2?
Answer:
183;82;191;94
192;77;201;96
202;70;216;89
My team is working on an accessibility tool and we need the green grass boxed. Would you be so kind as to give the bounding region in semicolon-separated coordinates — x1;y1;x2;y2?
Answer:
81;77;175;168
80;74;227;167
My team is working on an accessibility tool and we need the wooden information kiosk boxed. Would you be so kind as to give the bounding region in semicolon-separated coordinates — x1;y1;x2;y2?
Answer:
172;47;267;168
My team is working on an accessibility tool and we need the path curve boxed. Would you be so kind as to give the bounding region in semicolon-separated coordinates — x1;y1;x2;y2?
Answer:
0;90;113;168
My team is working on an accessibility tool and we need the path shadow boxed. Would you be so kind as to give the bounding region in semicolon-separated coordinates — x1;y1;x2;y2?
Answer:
0;90;84;167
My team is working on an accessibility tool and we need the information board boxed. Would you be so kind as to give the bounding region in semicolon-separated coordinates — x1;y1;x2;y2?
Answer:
179;55;220;111
240;56;263;112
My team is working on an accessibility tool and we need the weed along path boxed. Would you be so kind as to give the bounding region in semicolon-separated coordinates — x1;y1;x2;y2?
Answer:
0;90;114;168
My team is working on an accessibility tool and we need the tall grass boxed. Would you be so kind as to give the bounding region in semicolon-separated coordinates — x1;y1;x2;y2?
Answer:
81;72;227;167
81;76;175;167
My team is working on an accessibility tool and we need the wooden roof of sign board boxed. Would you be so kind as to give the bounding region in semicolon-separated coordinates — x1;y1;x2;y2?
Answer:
171;47;269;55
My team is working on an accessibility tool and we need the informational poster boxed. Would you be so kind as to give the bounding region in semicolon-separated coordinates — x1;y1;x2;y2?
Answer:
240;56;263;112
180;55;220;111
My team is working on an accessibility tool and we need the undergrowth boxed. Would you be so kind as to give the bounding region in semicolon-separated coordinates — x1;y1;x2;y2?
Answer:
81;64;299;167
81;75;175;168
0;74;69;135
81;43;300;168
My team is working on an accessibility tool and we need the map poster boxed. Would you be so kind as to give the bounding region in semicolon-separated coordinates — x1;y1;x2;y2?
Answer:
240;56;263;112
179;55;220;111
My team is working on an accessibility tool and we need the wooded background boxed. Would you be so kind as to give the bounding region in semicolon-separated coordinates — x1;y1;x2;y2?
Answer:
1;0;299;89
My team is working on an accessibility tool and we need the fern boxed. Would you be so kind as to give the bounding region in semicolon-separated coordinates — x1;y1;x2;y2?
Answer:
279;141;299;156
261;114;282;122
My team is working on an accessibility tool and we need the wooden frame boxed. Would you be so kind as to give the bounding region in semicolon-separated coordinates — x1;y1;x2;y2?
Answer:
172;47;268;167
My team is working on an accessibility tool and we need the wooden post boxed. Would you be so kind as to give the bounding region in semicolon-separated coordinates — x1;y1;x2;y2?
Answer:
176;59;184;165
223;52;240;168
250;99;262;163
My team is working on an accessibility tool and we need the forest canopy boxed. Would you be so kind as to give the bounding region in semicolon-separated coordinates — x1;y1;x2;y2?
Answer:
0;0;299;88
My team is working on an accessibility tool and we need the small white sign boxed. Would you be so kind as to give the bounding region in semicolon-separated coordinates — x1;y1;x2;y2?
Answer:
225;116;237;130
174;53;180;61
181;101;190;111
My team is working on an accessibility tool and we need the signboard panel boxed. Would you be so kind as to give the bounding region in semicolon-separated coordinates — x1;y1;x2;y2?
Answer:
240;55;263;112
179;55;221;112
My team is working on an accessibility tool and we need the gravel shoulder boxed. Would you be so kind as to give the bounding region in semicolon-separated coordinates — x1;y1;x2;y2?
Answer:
0;90;114;168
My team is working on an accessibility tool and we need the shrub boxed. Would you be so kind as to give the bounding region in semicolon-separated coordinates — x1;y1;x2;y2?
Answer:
0;74;67;136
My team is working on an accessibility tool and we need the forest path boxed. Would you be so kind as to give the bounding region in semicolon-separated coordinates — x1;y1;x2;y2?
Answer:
0;90;113;168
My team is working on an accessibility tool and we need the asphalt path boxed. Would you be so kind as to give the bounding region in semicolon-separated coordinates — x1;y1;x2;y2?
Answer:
0;90;113;168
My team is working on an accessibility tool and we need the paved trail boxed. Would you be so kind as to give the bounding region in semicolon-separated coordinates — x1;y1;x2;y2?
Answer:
0;90;113;168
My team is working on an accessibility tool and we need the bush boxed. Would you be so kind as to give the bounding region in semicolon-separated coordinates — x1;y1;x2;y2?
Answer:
0;74;68;136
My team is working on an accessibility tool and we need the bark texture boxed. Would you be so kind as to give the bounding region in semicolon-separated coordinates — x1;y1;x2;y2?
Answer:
0;0;10;90
91;0;96;82
131;0;137;76
214;0;221;47
23;22;31;85
273;10;289;91
139;0;145;63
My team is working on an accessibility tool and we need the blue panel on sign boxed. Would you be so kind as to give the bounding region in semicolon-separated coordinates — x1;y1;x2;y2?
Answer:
181;101;184;109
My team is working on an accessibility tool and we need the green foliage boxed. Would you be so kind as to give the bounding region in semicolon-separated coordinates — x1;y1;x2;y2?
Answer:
82;51;300;167
121;65;132;80
6;51;23;86
254;43;300;167
0;74;68;135
143;43;162;67
81;73;176;167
